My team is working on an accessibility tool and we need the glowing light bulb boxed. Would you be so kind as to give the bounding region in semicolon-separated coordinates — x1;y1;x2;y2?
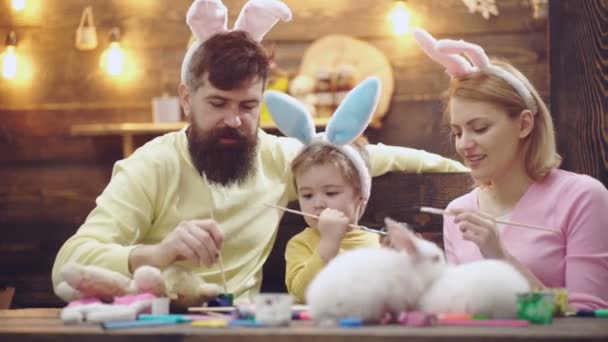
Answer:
389;1;411;36
100;28;125;76
2;46;17;79
12;0;26;11
104;42;124;76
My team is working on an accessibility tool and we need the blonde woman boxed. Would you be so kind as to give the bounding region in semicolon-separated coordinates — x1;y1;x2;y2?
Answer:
412;28;608;310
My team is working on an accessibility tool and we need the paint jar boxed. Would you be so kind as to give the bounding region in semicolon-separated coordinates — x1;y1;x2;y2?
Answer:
151;297;170;315
254;293;293;326
547;288;569;316
207;293;234;307
517;292;554;324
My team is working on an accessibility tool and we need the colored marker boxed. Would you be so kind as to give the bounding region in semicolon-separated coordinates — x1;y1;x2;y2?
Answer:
437;313;473;320
228;319;264;327
102;319;181;330
138;314;193;323
339;317;363;327
575;308;608;318
192;319;229;327
575;310;596;317
294;311;311;321
439;319;529;327
595;309;608;318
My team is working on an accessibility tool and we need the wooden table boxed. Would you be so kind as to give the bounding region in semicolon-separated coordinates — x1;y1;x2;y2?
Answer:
1;309;607;342
71;118;330;158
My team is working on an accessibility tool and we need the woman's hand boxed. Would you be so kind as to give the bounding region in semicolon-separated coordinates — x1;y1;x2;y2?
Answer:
449;208;508;259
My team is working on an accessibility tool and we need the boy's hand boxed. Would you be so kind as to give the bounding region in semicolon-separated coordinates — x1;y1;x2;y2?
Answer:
317;208;350;262
317;208;350;241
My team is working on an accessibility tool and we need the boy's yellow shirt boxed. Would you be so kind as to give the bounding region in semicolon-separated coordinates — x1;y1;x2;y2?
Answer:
285;227;381;303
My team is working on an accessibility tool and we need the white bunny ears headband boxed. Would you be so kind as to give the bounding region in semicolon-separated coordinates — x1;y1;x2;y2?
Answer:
180;0;292;83
263;77;382;201
413;28;538;114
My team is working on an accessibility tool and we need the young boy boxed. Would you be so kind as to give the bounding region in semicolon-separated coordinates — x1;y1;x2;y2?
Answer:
285;138;380;303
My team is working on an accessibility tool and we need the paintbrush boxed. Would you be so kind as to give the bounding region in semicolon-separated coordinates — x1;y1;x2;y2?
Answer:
202;174;229;294
265;203;387;236
418;206;557;234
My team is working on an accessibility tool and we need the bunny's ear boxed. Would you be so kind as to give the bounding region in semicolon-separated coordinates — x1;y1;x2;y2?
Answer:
384;217;419;257
325;77;380;145
187;0;229;42
263;90;315;144
233;0;292;42
181;0;229;84
436;39;490;69
412;28;473;77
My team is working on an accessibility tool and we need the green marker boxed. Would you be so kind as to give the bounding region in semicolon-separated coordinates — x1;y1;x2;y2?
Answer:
595;309;608;318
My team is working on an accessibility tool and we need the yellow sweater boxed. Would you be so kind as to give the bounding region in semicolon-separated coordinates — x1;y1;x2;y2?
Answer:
285;228;380;303
52;127;466;302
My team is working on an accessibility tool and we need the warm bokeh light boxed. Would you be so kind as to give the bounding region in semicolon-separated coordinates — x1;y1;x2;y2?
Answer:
389;1;411;36
1;48;34;85
101;42;125;76
2;46;17;79
12;0;26;11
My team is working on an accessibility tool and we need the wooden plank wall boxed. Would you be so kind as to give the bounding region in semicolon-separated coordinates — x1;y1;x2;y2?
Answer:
0;0;548;307
549;0;608;186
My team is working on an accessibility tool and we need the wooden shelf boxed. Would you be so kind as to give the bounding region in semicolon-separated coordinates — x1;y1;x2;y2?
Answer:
71;118;330;157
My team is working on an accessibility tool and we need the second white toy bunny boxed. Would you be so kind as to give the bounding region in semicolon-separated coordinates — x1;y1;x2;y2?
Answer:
419;259;531;318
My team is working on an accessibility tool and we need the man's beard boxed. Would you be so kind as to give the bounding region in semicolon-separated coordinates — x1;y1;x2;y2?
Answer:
187;121;258;187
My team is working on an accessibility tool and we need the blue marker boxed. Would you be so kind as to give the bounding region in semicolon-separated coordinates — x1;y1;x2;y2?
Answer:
138;314;193;323
339;317;363;327
228;319;265;327
103;319;182;330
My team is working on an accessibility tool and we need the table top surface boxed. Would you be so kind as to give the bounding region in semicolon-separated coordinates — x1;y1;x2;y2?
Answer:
1;309;607;342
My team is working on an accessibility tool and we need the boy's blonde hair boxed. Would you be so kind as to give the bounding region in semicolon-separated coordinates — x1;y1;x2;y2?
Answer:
291;137;371;202
444;59;561;181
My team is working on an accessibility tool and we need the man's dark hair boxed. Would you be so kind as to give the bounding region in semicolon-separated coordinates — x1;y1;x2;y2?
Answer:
185;31;270;90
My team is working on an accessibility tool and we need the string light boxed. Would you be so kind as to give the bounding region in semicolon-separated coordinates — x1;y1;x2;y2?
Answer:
100;28;124;76
389;0;411;36
12;0;26;11
2;31;18;79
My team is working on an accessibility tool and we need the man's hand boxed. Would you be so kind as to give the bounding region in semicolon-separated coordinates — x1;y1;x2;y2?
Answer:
129;219;224;272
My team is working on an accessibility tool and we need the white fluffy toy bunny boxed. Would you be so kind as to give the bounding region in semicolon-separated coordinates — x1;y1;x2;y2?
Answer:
56;263;223;323
305;218;446;325
419;259;531;318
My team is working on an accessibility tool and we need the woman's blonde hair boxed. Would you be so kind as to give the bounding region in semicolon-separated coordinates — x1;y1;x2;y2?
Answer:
444;59;561;181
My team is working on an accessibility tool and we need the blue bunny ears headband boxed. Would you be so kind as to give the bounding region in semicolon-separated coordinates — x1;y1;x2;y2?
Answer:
264;77;382;201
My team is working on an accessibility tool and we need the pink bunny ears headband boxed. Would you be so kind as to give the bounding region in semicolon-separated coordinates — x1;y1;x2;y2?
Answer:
180;0;292;83
413;28;538;114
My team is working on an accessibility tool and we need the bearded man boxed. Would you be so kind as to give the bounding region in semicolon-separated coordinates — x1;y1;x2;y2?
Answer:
52;1;466;302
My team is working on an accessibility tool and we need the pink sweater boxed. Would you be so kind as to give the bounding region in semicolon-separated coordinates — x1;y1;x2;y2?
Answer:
444;169;608;310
